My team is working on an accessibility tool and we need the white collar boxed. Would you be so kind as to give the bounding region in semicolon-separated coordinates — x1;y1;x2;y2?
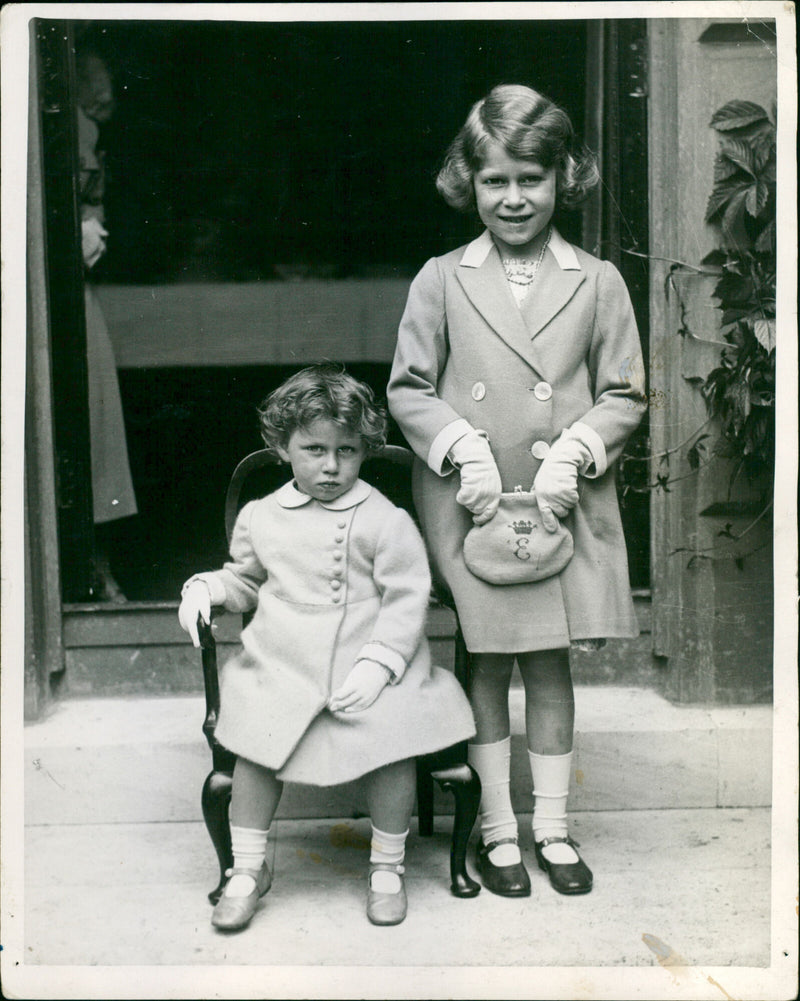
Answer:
459;228;580;271
275;478;372;510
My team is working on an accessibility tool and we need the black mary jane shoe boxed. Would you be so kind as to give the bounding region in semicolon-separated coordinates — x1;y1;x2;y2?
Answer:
534;836;593;895
476;837;531;898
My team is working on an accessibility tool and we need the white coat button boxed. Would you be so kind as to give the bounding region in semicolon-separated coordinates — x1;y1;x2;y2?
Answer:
334;535;344;543
533;381;553;401
333;550;344;561
330;579;342;591
337;520;347;529
530;440;550;460
332;594;341;603
332;567;343;577
471;382;486;402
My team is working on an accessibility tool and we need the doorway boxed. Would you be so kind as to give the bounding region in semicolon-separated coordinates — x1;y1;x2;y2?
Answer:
37;16;649;605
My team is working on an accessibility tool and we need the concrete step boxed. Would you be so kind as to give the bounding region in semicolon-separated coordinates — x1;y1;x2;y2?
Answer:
24;687;772;826
58;598;663;695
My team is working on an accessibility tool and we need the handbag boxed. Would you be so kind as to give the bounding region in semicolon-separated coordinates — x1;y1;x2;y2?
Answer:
463;487;574;585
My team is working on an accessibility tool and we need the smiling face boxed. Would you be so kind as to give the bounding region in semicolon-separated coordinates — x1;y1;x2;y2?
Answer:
473;141;557;259
276;418;366;502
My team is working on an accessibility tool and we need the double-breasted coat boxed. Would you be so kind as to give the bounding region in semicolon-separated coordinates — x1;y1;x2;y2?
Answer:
387;229;647;653
186;478;475;785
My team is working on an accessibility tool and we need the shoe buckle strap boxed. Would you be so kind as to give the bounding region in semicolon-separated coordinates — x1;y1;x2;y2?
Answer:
483;836;519;849
370;862;405;875
537;835;580;849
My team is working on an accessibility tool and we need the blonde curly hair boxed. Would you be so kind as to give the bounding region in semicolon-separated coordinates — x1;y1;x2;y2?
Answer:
257;364;388;455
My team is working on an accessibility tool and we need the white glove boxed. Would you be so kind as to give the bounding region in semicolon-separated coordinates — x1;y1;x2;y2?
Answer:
81;217;108;269
448;429;502;525
328;660;391;714
178;579;212;648
533;431;594;533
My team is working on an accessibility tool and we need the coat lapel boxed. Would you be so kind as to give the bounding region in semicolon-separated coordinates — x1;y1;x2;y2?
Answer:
455;229;587;370
520;242;586;339
455;234;540;365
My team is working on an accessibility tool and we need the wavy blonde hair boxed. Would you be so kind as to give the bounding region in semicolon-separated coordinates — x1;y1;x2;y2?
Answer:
436;84;599;213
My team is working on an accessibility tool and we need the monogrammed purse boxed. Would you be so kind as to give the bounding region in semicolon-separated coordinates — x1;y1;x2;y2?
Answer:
463;487;574;585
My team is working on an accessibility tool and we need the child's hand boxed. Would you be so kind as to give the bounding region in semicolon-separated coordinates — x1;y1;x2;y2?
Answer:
449;429;502;524
328;660;391;714
178;580;212;648
532;433;594;531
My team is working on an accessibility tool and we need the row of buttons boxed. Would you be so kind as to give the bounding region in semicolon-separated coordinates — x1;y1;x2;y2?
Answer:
471;380;553;402
469;382;553;460
330;519;348;603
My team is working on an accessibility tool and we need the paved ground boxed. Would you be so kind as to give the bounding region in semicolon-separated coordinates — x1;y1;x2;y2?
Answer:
7;689;794;999
12;805;786;1000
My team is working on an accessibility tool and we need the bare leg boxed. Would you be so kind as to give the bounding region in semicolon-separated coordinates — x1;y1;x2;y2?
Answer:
467;654;525;873
230;756;284;829
365;757;416;833
518;649;583;869
220;756;284;899
468;653;516;743
517;648;574;755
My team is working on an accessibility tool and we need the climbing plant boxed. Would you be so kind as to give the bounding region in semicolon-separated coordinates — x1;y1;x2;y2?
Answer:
620;99;777;502
699;99;776;489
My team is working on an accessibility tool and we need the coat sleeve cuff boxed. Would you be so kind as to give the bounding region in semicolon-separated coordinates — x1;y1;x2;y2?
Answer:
355;642;407;684
568;421;608;478
181;573;227;606
428;418;474;475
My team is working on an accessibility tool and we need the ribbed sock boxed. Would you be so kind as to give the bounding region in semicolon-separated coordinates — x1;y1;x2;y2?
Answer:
370;826;408;893
468;738;520;866
225;824;269;897
528;750;578;863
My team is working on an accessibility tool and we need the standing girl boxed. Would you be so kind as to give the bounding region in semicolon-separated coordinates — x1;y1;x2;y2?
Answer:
179;365;474;930
388;84;646;897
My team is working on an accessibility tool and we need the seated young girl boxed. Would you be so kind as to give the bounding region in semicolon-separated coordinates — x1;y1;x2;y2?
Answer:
178;364;475;932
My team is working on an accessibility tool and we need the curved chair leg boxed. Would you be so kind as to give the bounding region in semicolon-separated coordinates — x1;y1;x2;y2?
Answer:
201;769;233;904
431;763;482;897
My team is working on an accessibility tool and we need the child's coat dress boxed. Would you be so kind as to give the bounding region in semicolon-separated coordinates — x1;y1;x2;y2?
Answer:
189;479;475;785
387;229;647;653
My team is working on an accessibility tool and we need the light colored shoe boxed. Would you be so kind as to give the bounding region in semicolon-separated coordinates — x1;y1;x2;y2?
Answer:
366;862;407;926
211;861;272;931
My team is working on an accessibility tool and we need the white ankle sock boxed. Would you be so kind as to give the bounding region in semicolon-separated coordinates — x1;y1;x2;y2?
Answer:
226;825;269;897
370;826;407;893
528;750;579;863
468;738;520;866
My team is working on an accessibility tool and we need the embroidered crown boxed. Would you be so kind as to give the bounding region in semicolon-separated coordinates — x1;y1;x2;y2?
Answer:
511;520;535;535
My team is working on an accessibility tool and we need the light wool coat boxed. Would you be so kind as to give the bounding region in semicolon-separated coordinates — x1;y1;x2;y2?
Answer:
387;229;647;653
189;479;475;785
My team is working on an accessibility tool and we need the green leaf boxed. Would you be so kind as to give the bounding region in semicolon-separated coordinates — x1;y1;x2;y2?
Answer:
755;220;776;254
705;177;749;223
745;180;770;216
713;154;741;184
722;188;753;249
753;318;776;352
719;138;757;177
710;101;769;131
701;249;728;267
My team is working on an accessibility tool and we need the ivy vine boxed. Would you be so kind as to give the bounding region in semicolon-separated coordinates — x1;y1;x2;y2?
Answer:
701;99;776;488
618;100;776;568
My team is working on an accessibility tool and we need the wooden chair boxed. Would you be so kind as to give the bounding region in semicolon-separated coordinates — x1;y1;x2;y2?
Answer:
198;444;482;904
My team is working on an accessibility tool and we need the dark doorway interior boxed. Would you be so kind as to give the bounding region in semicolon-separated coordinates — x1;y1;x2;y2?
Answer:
52;17;648;602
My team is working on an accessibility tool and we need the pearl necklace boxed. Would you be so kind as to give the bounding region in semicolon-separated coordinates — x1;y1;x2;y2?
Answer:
501;226;552;287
